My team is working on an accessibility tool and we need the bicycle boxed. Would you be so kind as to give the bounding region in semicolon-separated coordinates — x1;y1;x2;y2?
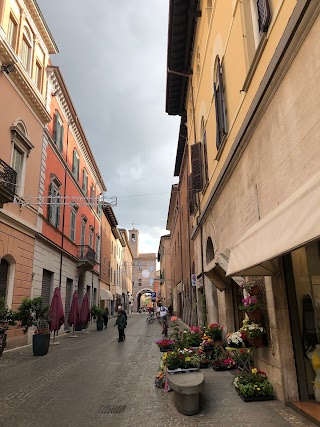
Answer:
146;314;155;324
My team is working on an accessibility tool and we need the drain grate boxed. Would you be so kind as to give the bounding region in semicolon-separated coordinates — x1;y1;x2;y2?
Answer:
99;405;126;414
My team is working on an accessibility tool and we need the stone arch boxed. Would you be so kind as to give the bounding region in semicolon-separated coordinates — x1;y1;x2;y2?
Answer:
136;288;153;310
12;119;29;137
206;237;215;264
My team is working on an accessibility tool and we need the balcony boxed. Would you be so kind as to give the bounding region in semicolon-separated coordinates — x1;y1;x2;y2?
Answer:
77;245;96;273
0;159;17;207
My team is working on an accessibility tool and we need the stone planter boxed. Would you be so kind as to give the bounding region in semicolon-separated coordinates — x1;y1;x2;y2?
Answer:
167;367;199;374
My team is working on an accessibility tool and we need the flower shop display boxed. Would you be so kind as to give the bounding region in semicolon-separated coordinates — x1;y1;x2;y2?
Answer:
15;297;51;356
203;323;224;341
240;280;259;296
226;331;245;348
239;296;262;321
162;348;198;372
241;320;265;348
211;346;235;371
201;336;214;351
185;326;203;347
155;339;176;352
190;349;211;368
233;368;274;402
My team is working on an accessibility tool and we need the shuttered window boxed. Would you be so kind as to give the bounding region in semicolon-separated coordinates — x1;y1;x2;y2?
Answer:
191;142;203;193
188;174;195;216
82;168;88;197
53;111;64;152
41;269;52;306
256;0;271;33
72;149;80;181
214;57;227;151
70;208;76;241
48;182;61;228
203;130;209;185
12;146;23;191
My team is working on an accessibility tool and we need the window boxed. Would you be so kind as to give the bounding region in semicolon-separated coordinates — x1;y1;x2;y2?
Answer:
114;271;116;284
191;142;204;193
34;62;42;91
82;168;88;197
80;217;87;246
48;180;61;228
214;57;227;151
72;149;80;181
53;111;64;152
150;265;154;273
21;26;32;72
7;15;17;49
95;235;100;263
132;233;136;241
70;207;77;242
10;121;33;197
110;267;113;283
251;0;271;46
89;226;94;248
90;184;95;206
138;279;142;287
0;259;9;300
103;256;106;274
201;117;209;187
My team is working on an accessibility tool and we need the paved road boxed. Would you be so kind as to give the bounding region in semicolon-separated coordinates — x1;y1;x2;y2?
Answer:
0;314;315;427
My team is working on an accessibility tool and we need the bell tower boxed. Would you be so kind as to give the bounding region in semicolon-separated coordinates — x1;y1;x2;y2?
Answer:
128;228;139;259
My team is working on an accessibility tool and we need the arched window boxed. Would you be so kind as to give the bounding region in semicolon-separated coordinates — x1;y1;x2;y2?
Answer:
0;259;9;299
214;56;227;151
206;237;215;264
21;25;33;72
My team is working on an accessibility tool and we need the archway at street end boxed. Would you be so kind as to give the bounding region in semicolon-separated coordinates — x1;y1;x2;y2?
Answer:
136;288;153;312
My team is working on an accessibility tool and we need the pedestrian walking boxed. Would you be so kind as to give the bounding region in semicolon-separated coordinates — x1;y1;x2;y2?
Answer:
114;307;127;342
102;307;109;329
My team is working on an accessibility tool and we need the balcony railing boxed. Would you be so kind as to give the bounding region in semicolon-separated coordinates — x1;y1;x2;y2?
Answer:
77;245;96;267
0;159;17;206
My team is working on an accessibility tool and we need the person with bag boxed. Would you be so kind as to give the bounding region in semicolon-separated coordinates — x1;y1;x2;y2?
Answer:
114;307;127;342
157;302;168;335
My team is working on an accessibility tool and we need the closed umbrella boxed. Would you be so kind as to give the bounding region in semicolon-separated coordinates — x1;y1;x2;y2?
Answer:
80;293;90;330
68;290;80;336
49;287;65;343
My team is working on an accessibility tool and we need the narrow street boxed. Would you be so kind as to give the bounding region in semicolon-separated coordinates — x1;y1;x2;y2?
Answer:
0;315;315;427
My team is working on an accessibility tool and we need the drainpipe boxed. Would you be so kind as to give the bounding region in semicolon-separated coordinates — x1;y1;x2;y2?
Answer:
59;120;73;290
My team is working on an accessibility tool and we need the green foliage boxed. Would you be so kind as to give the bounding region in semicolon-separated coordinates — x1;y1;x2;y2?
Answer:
0;297;15;328
234;370;274;398
15;297;50;333
91;305;103;319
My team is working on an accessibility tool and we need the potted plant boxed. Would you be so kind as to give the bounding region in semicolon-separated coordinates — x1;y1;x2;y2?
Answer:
239;296;262;321
240;280;259;296
241;320;265;348
91;305;104;331
184;326;203;348
201;336;215;351
155;339;176;352
203;323;224;341
233;368;274;401
226;331;245;348
0;297;15;357
15;297;50;356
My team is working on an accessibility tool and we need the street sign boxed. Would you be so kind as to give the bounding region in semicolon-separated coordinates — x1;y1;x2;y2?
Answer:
151;292;156;301
191;274;196;287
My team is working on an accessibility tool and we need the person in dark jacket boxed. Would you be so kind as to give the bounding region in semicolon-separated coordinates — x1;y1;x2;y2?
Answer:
102;307;109;329
114;308;127;342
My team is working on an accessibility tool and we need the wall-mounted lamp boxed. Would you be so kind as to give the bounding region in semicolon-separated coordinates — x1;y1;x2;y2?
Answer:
1;63;16;74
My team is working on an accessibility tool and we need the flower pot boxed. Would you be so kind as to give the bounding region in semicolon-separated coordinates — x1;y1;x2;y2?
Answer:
33;334;50;356
247;309;262;322
247;337;264;348
228;343;243;348
248;285;259;296
0;331;7;357
202;345;214;351
96;319;104;331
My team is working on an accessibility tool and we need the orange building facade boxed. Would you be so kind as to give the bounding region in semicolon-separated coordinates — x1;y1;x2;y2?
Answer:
32;66;106;330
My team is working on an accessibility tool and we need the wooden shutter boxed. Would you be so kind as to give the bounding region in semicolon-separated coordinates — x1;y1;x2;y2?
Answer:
48;183;54;222
218;62;227;137
41;269;52;306
188;174;195;215
60;123;64;152
56;193;61;228
257;0;271;33
53;111;58;143
203;131;209;184
214;83;221;150
191;142;203;193
72;150;76;175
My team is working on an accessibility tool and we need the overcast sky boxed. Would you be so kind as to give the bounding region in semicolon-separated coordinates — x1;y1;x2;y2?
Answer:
37;0;179;254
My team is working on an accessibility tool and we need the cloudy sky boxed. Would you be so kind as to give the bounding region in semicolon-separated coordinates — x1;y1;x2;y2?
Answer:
37;0;179;253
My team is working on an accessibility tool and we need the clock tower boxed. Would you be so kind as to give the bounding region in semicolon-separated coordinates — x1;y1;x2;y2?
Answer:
128;228;139;259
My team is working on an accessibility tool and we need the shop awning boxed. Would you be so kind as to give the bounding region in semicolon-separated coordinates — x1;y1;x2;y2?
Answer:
204;249;244;291
227;171;320;276
100;289;113;301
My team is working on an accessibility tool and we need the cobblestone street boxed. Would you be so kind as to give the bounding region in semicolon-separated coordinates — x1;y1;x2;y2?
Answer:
0;315;316;427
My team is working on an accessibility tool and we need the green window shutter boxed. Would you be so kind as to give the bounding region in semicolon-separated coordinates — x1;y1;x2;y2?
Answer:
60;123;64;152
48;183;54;222
191;142;203;193
56;193;61;228
53;111;58;143
72;150;76;175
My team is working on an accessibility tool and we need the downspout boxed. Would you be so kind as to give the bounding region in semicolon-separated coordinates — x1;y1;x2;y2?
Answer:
59;120;72;290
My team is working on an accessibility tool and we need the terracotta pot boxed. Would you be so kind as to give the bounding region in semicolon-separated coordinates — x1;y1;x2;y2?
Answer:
248;285;259;296
247;309;262;322
247;337;264;348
